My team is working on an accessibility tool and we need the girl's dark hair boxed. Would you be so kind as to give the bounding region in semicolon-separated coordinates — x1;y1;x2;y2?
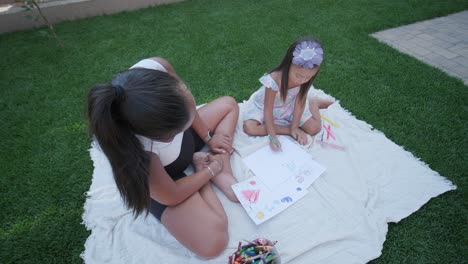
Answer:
87;68;191;216
270;37;323;105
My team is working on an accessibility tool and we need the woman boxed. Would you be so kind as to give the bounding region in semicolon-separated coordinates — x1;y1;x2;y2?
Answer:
87;57;239;258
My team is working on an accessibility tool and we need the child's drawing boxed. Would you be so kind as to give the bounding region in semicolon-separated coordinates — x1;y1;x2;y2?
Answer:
232;137;325;225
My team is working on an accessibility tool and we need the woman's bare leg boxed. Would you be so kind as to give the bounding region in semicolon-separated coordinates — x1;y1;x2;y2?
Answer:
198;181;228;220
161;189;228;258
197;96;238;137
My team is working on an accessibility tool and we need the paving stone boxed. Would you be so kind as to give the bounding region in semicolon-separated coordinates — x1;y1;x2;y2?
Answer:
428;38;456;49
387;32;407;40
409;23;429;31
422;28;438;34
458;35;468;42
433;33;461;43
424;53;460;68
397;40;417;50
410;46;433;56
416;33;436;41
448;42;468;52
408;37;433;48
453;56;468;67
457;48;468;57
431;46;459;59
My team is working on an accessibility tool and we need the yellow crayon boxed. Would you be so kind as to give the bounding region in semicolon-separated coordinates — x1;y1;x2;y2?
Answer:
321;114;340;128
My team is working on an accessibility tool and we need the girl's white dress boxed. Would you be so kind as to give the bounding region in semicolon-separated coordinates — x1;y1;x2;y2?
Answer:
243;74;313;126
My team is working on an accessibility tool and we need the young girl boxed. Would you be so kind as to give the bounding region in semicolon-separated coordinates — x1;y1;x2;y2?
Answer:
243;37;333;151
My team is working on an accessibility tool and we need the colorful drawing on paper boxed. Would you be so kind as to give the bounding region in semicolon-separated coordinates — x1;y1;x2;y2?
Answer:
231;176;307;225
256;212;265;219
241;190;260;204
232;136;326;225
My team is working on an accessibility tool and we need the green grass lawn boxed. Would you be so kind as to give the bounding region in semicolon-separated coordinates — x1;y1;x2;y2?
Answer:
1;0;467;263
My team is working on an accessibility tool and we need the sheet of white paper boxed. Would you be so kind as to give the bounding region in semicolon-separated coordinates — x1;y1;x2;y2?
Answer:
234;136;326;224
243;136;326;190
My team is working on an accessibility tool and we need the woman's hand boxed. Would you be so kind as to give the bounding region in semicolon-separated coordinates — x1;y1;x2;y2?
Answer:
291;127;308;145
192;152;210;172
207;133;233;154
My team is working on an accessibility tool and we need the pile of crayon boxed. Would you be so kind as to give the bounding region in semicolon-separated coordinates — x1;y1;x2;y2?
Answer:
229;238;279;264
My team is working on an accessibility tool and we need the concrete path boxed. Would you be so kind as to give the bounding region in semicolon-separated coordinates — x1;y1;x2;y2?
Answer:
372;10;468;86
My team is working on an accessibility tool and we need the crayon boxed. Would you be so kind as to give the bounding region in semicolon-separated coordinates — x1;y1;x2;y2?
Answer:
321;114;340;128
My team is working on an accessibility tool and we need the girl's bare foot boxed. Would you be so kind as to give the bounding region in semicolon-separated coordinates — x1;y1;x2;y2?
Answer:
212;171;239;202
291;127;309;145
309;96;335;109
209;152;239;203
192;152;209;171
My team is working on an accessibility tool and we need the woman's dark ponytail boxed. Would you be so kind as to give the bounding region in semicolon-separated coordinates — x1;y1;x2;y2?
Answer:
87;68;191;216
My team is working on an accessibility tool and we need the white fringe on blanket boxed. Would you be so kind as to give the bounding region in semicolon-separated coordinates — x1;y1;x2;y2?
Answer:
81;88;456;264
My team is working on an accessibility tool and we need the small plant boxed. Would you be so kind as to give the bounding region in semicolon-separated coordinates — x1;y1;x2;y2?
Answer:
16;0;63;47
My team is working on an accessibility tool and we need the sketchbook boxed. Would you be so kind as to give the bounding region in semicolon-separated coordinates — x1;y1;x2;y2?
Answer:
232;136;326;224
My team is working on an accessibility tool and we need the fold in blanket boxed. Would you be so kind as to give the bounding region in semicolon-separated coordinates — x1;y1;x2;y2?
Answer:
82;88;456;264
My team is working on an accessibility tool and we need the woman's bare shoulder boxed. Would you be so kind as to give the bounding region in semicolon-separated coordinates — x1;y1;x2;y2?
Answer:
148;57;176;75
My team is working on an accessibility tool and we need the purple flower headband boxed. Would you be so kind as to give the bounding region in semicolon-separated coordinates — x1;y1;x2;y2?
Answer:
292;40;323;68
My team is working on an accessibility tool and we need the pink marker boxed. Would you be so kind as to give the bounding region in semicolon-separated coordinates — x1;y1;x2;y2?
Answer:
323;124;336;140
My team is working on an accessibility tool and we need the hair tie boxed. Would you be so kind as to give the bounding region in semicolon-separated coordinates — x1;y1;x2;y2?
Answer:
113;84;126;99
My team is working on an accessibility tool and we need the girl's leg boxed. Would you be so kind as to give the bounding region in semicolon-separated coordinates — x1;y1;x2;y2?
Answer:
301;104;322;136
213;151;239;202
243;120;291;136
196;96;239;202
161;187;228;258
300;97;325;136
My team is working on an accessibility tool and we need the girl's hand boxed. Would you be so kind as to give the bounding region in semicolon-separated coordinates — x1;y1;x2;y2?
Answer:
207;133;233;154
268;135;282;151
192;152;209;172
291;127;308;145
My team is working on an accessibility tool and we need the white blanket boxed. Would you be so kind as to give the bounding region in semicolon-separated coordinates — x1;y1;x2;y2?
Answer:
81;89;456;264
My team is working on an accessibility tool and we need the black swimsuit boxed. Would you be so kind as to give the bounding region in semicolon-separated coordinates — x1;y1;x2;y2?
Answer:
149;128;205;220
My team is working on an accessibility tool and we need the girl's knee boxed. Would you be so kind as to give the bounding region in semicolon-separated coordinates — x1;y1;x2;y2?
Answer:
311;122;322;135
303;119;321;136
